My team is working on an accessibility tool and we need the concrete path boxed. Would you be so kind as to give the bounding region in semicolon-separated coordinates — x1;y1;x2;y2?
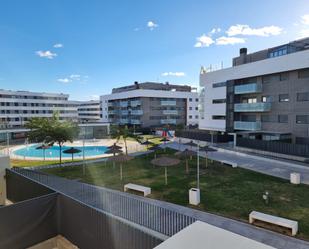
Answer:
165;142;309;185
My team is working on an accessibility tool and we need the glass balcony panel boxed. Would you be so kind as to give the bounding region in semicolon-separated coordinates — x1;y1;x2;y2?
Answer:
120;101;129;107
161;100;176;106
234;121;261;131
163;110;178;115
131;119;141;125
160;119;177;124
130;100;141;107
121;110;129;115
131;110;143;115
234;83;262;94
234;102;271;112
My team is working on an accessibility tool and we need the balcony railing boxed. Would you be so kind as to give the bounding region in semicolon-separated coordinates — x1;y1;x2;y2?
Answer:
160;119;177;124
163;110;178;115
234;102;271;112
234;83;262;94
130;100;141;107
119;119;129;124
234;121;261;131
108;110;117;115
121;110;129;115
131;110;143;115
130;119;141;125
120;101;129;107
161;100;176;106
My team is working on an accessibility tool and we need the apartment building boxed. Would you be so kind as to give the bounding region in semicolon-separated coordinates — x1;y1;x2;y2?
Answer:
200;37;309;144
0;89;78;129
77;100;102;123
101;82;199;128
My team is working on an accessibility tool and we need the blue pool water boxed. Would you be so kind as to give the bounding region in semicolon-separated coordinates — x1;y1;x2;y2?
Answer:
13;144;108;159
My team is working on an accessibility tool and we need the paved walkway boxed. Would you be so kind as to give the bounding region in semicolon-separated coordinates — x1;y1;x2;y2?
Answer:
165;142;309;185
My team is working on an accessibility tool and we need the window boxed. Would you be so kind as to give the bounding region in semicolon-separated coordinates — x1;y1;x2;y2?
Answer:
212;99;226;104
195;107;198;111
195;98;198;102
279;94;289;102
268;46;288;58
261;115;276;123
262;96;273;103
278;115;288;123
296;115;309;124
297;92;309;101
195;115;199;119
212;115;225;120
189;98;192;102
280;72;289;81
189;107;192;110
212;82;226;88
189;115;192;119
246;98;257;103
298;69;309;79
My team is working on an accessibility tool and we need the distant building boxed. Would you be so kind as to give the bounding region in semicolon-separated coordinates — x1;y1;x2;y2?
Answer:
200;37;309;144
77;100;102;123
0;89;78;129
101;82;199;128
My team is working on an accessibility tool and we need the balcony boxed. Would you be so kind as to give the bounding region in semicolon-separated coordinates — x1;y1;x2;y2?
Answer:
120;101;129;107
163;110;178;115
130;100;141;107
234;102;271;112
107;102;113;107
234;83;262;95
160;119;177;124
108;110;117;115
119;119;129;124
121;110;129;115
161;100;176;106
130;119;141;125
131;110;143;115
234;121;261;131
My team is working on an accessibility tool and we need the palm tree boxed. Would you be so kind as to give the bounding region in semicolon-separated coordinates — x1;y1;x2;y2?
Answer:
110;125;138;155
26;112;79;165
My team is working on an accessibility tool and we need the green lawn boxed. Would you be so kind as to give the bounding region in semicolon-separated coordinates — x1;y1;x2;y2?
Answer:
41;148;309;240
10;158;83;168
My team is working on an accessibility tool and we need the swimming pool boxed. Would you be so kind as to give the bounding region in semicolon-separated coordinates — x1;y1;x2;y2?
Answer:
13;144;109;159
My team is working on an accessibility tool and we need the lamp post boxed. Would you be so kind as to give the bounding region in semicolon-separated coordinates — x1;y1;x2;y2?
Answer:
82;127;86;175
197;141;200;189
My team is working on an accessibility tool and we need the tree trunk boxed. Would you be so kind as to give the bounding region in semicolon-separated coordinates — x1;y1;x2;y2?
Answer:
124;138;128;155
186;159;189;174
59;144;62;166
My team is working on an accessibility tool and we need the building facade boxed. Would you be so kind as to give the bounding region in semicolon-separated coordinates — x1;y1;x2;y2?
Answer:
101;82;199;128
200;37;309;144
77;100;102;123
0;89;78;129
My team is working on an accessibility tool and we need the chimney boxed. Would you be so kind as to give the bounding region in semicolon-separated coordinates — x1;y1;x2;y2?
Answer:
239;48;247;55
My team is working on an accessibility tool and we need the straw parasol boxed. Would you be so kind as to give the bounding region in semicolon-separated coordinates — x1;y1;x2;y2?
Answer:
199;146;217;168
36;144;51;161
108;154;134;180
151;156;180;185
107;143;122;150
160;137;170;151
175;149;197;174
63;147;82;161
105;147;123;168
139;139;155;150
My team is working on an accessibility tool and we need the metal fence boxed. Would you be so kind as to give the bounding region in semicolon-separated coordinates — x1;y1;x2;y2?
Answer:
236;137;309;157
11;168;196;237
176;130;233;143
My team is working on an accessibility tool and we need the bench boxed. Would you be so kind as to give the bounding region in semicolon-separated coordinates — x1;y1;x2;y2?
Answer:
221;160;238;168
124;183;151;197
249;211;298;236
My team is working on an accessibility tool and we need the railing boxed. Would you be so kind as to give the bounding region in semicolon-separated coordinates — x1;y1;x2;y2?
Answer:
121;110;129;115
130;100;141;107
119;119;129;124
130;119;141;125
160;100;176;106
234;83;262;94
234;102;271;112
234;121;261;131
11;168;196;237
108;110;117;115
160;119;177;124
120;101;129;107
131;110;143;115
163;110;178;115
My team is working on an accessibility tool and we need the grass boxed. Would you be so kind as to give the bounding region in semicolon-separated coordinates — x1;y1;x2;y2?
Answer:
40;148;309;240
10;158;83;168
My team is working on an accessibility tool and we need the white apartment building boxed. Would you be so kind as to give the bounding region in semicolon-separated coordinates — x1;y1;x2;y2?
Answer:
77;100;102;123
0;89;78;129
101;82;199;128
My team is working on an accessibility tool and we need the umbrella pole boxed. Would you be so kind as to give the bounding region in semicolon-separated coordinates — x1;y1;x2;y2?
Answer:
186;159;189;174
165;167;167;185
72;153;73;161
120;163;123;180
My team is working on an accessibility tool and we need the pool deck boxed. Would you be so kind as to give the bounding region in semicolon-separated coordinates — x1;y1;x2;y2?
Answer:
5;139;144;161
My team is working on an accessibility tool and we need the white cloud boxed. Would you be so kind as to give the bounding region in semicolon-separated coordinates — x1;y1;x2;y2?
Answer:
53;43;63;48
301;14;309;25
226;24;282;37
216;36;246;45
70;74;81;80
194;34;214;48
147;21;158;30
57;78;71;83
36;50;57;59
210;28;221;35
161;72;186;77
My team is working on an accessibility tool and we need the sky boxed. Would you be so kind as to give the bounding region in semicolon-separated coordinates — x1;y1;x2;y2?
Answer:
0;0;309;101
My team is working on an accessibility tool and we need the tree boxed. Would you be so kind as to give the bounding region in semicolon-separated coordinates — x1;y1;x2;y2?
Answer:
110;125;138;155
26;112;79;165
